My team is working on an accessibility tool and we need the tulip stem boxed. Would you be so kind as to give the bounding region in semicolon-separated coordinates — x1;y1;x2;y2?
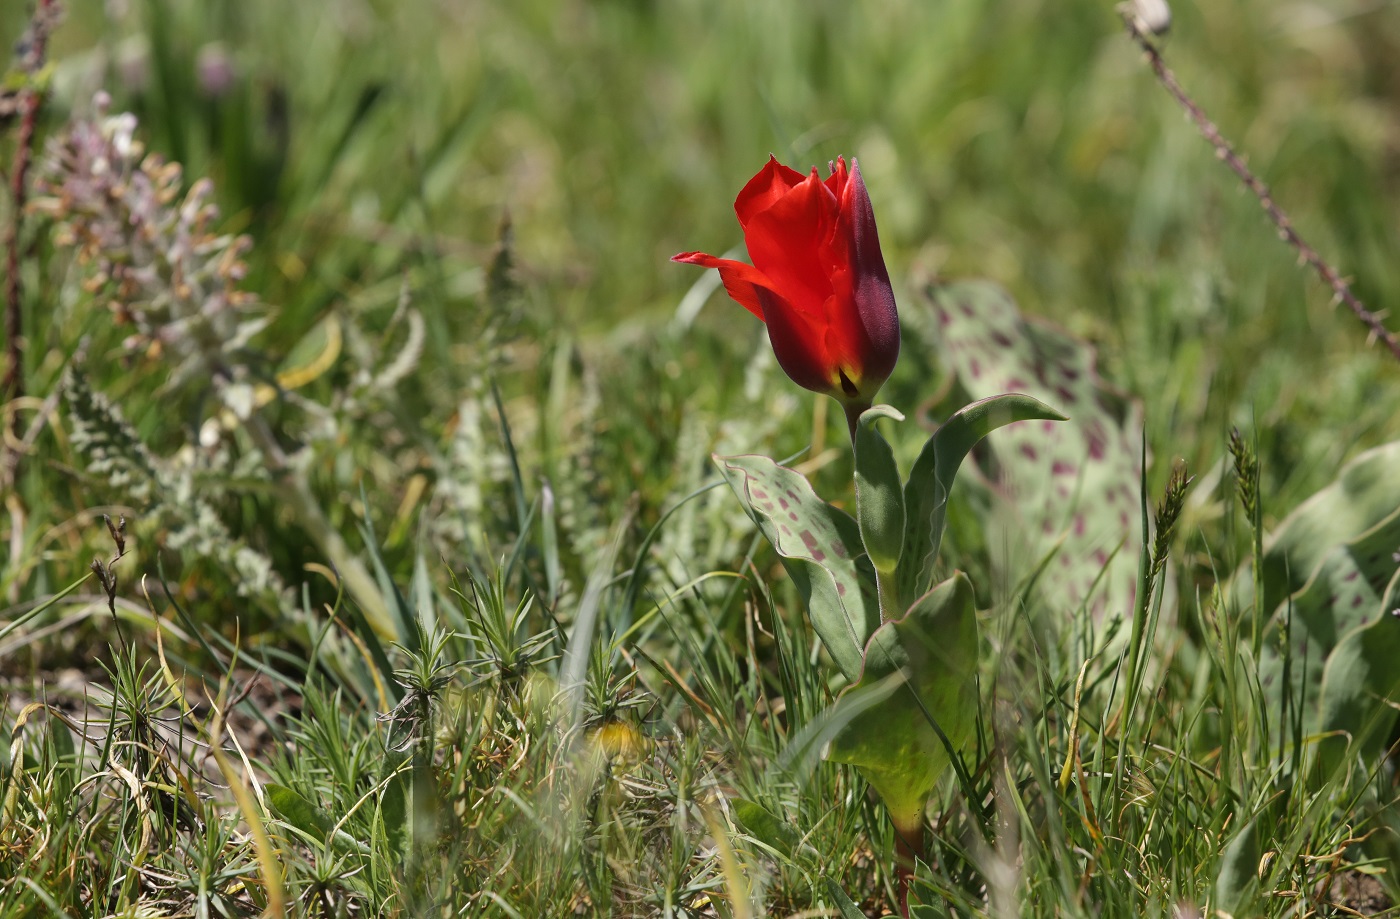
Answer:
876;567;902;622
892;817;925;917
842;400;869;444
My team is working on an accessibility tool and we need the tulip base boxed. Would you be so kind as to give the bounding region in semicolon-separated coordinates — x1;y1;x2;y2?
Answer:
842;399;871;443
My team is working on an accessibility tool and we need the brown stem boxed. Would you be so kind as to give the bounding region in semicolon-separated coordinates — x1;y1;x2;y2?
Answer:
3;0;62;484
893;819;925;918
1119;11;1400;364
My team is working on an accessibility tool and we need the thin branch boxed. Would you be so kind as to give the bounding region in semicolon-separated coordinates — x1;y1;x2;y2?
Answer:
1120;9;1400;364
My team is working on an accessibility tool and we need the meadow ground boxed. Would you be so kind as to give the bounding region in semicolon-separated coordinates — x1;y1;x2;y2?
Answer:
1;0;1399;915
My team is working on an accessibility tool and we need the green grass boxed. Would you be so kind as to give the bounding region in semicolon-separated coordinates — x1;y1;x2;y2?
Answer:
2;0;1399;915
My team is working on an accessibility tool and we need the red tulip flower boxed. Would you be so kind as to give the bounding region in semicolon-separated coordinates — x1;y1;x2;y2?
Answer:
674;155;900;434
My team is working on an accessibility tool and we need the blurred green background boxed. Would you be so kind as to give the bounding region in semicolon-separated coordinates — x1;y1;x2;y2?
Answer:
6;0;1400;509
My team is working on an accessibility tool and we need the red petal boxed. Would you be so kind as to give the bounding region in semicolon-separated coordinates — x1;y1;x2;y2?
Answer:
742;169;842;320
756;286;838;396
820;291;865;374
734;155;807;229
671;251;770;320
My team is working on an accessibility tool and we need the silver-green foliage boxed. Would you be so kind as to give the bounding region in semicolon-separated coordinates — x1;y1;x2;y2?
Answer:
716;392;1063;835
715;454;879;684
1237;441;1400;766
921;280;1146;624
62;365;294;612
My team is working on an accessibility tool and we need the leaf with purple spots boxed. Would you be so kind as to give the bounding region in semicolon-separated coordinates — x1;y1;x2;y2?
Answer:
1236;442;1400;736
715;454;880;683
921;280;1144;623
1314;565;1400;775
1247;453;1400;741
1237;441;1400;622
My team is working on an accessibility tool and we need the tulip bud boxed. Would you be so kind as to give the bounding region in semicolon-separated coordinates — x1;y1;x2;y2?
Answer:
674;155;900;437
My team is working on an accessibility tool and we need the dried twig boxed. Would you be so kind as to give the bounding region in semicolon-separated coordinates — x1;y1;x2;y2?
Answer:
1119;7;1400;364
3;0;63;472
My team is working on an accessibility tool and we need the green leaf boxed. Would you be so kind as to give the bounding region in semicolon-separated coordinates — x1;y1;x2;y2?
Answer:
379;773;409;859
1246;441;1400;620
411;550;437;636
1314;567;1400;778
922;280;1141;622
716;454;879;683
826;573;980;830
1215;815;1263;916
267;783;336;844
824;879;870;919
1242;443;1400;741
854;405;906;577
1262;508;1400;724
357;482;417;651
732;798;801;860
267;784;371;855
275;314;341;388
50;712;75;798
896;393;1066;607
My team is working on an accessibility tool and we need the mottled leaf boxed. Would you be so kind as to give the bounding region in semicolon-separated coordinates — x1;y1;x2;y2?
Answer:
923;280;1144;621
1314;568;1400;777
1240;441;1400;622
1258;506;1400;719
716;454;879;683
1244;443;1400;744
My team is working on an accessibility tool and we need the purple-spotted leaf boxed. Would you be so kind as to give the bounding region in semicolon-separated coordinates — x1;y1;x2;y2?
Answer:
1243;443;1400;747
1255;505;1400;721
897;393;1066;607
825;573;979;832
924;280;1144;622
1237;442;1400;756
1314;567;1400;775
716;454;879;683
1240;441;1400;621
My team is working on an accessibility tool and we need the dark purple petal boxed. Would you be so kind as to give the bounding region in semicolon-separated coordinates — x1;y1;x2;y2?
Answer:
842;159;900;389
